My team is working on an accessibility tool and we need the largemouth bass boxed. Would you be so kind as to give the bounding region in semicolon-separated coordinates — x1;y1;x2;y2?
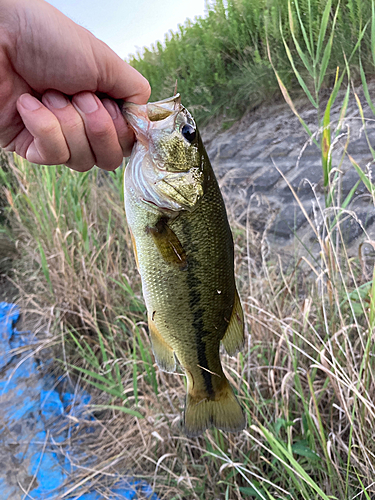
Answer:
123;94;246;436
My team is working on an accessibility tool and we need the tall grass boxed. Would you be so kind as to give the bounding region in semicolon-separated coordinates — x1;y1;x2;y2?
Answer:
1;1;375;498
2;149;375;498
2;127;375;498
130;0;371;123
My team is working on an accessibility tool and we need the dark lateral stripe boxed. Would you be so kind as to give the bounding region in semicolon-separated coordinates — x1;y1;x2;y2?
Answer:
183;222;214;398
191;299;214;397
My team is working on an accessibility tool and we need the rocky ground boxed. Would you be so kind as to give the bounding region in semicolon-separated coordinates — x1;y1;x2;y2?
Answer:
202;84;375;266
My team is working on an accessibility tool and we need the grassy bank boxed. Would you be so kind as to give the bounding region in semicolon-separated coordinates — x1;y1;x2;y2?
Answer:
130;0;371;123
1;107;375;497
1;0;375;498
1;150;375;498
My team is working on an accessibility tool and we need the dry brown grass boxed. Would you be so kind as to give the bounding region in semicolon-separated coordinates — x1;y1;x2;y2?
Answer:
1;148;375;499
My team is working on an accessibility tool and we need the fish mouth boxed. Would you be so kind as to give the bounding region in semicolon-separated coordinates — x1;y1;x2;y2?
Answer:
123;94;204;214
122;94;182;130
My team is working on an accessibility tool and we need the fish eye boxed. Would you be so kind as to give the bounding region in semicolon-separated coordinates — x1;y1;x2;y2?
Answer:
181;124;196;143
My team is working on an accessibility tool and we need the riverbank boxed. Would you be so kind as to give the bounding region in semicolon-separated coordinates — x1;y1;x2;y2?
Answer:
1;81;375;497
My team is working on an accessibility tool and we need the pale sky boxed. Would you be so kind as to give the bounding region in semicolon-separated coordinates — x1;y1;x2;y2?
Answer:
48;0;207;60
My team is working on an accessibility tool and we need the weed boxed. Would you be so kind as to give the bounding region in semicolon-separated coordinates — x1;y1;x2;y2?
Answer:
1;1;375;497
130;0;372;124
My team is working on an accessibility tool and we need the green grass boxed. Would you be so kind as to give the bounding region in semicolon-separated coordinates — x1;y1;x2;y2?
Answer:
129;0;372;124
2;1;375;498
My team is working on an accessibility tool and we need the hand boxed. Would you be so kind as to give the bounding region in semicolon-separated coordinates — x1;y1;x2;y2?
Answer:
0;0;150;171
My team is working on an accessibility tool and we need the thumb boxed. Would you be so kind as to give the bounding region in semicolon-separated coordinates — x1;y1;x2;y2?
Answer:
90;36;151;104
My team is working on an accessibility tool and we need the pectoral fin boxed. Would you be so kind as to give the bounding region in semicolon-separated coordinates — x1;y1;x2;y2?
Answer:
221;290;245;356
146;217;187;269
148;315;176;373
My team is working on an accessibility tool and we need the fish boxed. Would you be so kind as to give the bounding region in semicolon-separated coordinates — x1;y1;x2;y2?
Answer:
122;94;246;436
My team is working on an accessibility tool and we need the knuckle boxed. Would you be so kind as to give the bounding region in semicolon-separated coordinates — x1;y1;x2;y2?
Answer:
88;120;113;140
37;151;70;166
96;151;123;171
65;149;95;173
2;140;15;152
36;140;70;166
59;152;71;164
66;159;94;172
38;119;61;138
8;131;32;159
65;116;86;136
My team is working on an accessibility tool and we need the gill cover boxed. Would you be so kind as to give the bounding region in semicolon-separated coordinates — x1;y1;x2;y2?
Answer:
123;95;205;213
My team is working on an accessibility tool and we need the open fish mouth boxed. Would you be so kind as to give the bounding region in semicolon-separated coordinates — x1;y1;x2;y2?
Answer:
122;94;182;133
122;94;204;214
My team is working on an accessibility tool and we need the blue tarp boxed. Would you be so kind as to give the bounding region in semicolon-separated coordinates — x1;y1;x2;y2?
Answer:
0;302;159;500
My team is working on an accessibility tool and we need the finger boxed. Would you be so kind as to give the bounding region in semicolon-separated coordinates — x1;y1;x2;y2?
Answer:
92;43;151;104
110;65;151;105
42;90;95;172
3;127;33;159
102;98;135;157
16;93;70;165
72;92;124;171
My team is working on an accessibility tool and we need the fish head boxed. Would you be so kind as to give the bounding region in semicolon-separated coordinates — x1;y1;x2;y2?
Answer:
123;94;206;214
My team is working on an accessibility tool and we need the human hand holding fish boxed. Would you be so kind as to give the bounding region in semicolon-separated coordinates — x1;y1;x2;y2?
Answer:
0;0;246;437
0;0;150;171
122;95;246;436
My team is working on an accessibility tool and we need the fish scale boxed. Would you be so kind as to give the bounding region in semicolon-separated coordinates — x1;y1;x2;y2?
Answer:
123;94;246;436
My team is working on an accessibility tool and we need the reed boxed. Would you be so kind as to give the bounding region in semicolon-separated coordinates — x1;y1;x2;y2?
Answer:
1;0;375;497
130;0;371;124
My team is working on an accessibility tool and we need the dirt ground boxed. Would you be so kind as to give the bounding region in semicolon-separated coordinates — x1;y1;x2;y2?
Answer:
0;275;18;304
0;233;17;303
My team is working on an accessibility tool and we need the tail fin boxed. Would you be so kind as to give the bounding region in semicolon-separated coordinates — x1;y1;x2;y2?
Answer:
184;381;246;437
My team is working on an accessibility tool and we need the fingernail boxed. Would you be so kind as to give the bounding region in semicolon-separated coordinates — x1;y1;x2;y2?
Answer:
44;91;69;109
103;99;119;119
74;92;98;114
19;94;41;111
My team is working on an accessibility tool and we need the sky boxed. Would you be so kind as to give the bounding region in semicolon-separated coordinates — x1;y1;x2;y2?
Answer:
48;0;207;60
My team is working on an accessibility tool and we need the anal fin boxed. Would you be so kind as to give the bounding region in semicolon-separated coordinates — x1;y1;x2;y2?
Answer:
148;315;176;373
221;289;245;356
